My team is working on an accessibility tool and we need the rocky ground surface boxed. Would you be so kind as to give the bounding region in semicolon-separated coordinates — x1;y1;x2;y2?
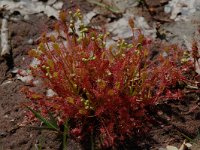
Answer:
0;0;200;149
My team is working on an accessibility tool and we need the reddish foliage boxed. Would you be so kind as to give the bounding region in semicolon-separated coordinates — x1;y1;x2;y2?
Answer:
23;10;194;148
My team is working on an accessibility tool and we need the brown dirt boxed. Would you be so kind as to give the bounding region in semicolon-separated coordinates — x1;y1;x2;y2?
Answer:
0;0;200;150
0;14;61;150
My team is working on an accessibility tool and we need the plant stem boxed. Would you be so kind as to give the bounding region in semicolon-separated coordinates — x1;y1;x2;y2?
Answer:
63;120;69;150
91;129;94;150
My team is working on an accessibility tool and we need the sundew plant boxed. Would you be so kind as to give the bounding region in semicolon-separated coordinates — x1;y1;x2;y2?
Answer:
23;10;195;149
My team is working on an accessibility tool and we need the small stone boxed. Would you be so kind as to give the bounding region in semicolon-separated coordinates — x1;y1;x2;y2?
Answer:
24;14;30;20
166;145;178;150
47;0;57;5
52;1;63;10
0;80;12;86
10;119;15;122
166;116;171;121
16;74;33;84
27;38;34;45
185;143;192;148
0;131;7;137
164;6;172;14
3;115;9;118
161;125;165;128
46;89;57;97
157;111;163;116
